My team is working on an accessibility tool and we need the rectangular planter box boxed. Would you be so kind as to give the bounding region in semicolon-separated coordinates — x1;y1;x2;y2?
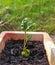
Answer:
0;31;55;65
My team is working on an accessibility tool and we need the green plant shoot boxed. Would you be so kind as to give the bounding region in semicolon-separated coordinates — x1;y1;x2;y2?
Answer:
21;18;35;57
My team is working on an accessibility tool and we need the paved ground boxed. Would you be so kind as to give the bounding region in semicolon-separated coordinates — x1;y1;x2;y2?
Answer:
50;34;55;44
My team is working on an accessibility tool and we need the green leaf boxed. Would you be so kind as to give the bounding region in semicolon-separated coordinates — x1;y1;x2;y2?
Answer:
26;35;31;41
21;18;28;31
21;18;36;31
26;23;35;31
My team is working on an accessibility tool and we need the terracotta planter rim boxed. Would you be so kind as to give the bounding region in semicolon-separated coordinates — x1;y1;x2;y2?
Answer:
0;31;46;42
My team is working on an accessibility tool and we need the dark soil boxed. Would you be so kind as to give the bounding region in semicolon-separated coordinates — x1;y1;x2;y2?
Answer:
0;39;49;65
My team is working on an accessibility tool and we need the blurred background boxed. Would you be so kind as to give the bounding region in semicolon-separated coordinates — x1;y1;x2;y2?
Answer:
0;0;55;34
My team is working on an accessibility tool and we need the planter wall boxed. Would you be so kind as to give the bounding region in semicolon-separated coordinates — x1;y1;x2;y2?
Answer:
0;31;55;65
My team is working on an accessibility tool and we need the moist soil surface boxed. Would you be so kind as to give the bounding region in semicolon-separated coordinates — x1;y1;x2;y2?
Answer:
0;39;49;65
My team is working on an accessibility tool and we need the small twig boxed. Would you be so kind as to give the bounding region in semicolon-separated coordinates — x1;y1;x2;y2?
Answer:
0;21;7;26
0;15;19;27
